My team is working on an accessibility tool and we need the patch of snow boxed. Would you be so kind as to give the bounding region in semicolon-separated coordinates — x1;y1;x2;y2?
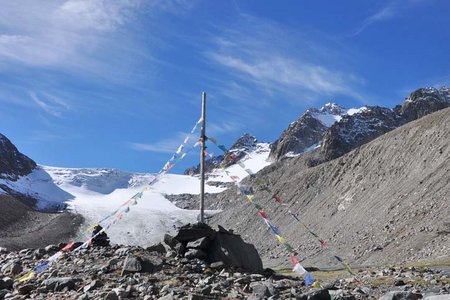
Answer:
207;143;271;183
315;114;342;127
347;107;367;116
0;167;73;210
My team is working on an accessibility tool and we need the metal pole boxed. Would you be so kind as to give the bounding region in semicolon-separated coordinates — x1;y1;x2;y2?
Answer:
199;92;206;223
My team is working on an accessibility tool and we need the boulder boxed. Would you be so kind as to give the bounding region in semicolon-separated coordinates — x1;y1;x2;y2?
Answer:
207;229;263;273
174;223;215;243
42;277;81;292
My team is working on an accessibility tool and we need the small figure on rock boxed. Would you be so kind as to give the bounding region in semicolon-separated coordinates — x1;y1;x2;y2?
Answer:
91;225;110;247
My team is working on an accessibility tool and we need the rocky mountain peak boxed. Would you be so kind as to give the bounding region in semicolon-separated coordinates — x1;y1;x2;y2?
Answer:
0;133;36;181
394;87;450;122
268;103;348;161
308;102;346;116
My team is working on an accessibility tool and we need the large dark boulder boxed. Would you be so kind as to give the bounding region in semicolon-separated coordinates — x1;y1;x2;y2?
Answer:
207;227;263;273
166;223;264;273
0;133;36;180
174;222;216;243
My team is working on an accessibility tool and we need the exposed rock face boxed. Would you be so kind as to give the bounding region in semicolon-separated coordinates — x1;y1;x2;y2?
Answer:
269;103;346;161
321;106;401;161
0;133;36;180
269;113;328;161
394;87;450;122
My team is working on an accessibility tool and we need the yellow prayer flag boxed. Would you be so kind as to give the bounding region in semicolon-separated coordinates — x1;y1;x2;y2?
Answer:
19;271;35;282
245;195;254;201
275;235;286;244
180;153;187;160
312;281;323;289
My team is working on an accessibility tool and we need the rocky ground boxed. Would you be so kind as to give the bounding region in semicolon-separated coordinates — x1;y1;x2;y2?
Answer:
0;241;449;299
0;195;83;251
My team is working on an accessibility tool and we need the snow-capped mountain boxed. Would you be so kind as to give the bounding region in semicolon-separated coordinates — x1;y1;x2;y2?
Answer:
0;132;272;248
269;103;366;160
270;87;449;162
184;133;268;175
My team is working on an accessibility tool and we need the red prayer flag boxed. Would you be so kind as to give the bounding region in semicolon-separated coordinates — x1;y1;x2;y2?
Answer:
290;255;298;265
61;242;75;252
258;210;268;219
272;195;283;203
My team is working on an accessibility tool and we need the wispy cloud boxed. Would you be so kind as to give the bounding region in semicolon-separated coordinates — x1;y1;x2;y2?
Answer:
129;132;190;154
29;92;71;117
205;13;364;108
351;0;426;37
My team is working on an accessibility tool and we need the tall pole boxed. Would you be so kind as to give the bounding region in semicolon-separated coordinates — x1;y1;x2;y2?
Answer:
199;92;206;223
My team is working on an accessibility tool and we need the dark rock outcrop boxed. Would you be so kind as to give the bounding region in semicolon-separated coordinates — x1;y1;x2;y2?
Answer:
166;223;263;273
269;113;328;161
394;87;450;122
0;133;36;180
321;106;401;161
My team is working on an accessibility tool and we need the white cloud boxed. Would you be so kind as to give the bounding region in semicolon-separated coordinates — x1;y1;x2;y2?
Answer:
351;0;427;37
205;14;364;104
30;92;71;117
129;132;192;154
0;0;142;69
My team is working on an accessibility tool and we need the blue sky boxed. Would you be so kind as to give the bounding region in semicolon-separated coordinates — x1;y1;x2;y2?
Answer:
0;0;449;173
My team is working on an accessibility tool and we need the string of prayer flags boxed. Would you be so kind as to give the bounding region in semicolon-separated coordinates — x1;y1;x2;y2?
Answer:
208;138;318;287
18;116;204;284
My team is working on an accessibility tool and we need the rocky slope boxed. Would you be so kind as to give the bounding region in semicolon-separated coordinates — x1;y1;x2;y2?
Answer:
0;134;36;181
0;134;82;251
207;107;450;270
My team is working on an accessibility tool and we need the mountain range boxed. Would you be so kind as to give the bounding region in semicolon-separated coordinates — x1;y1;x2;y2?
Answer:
0;86;449;270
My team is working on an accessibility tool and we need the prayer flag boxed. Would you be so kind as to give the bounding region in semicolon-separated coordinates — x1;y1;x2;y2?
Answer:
334;255;343;263
342;262;356;276
180;153;187;160
312;281;323;289
124;206;130;213
269;224;281;235
284;242;295;253
48;252;62;262
61;242;75;252
176;145;184;154
290;255;298;265
253;202;263;210
230;175;239;182
292;263;306;275
183;136;190;144
246;195;254;201
304;273;316;286
34;261;49;273
272;195;283;203
258;210;268;219
319;239;328;249
275;235;286;244
209;137;217;144
19;271;35;282
218;145;228;153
